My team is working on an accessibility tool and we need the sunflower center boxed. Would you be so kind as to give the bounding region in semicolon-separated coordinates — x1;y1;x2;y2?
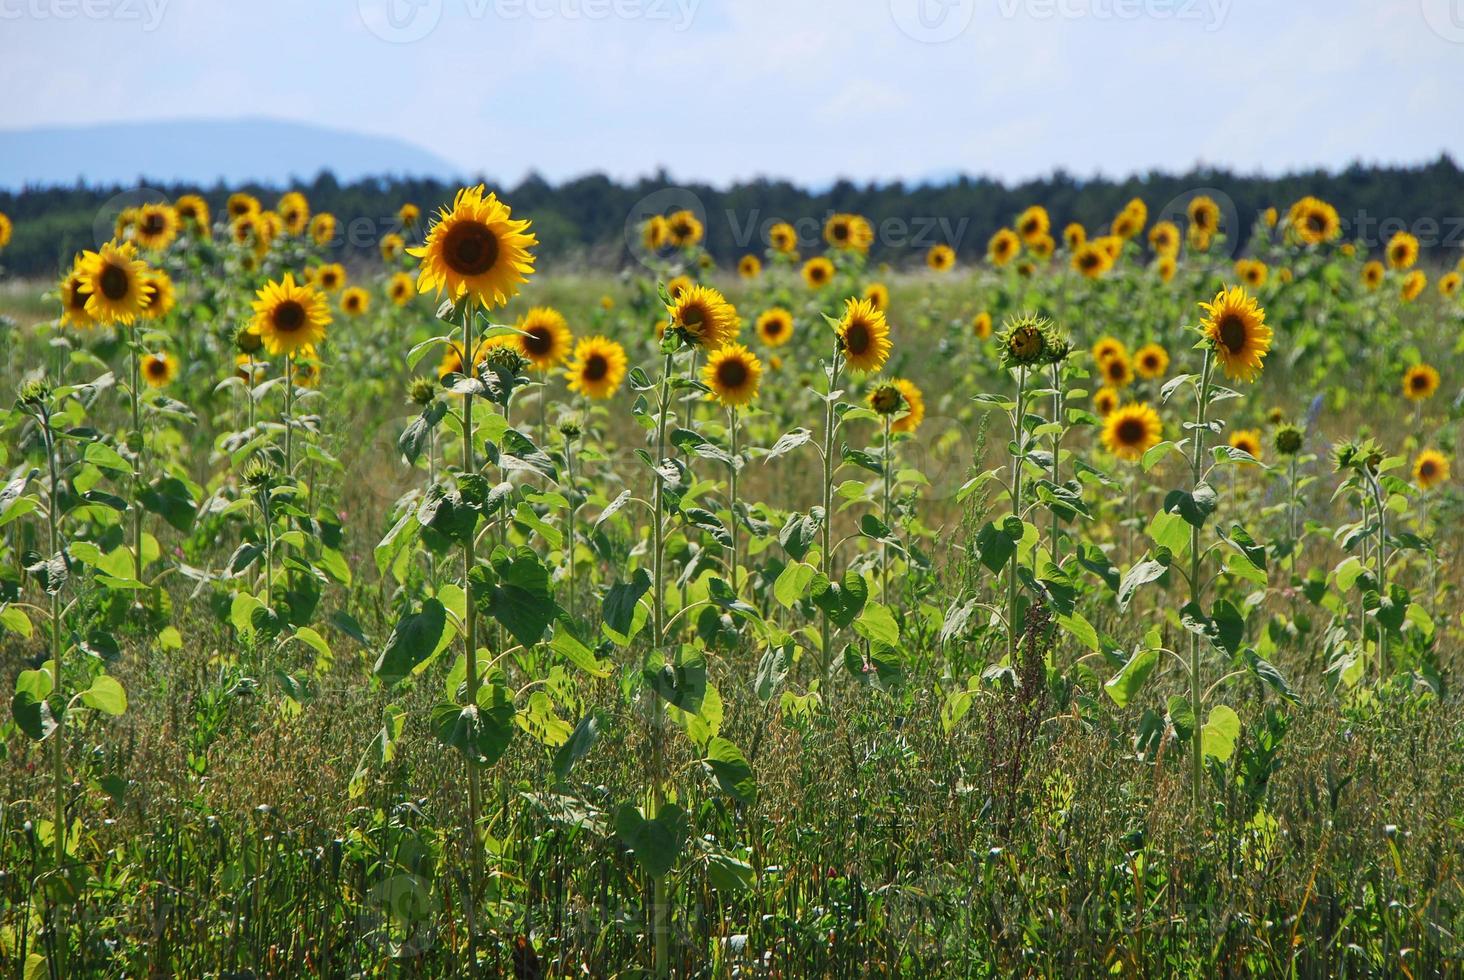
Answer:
273;300;307;334
1421;460;1438;479
99;264;130;300
443;221;501;276
680;304;707;332
716;358;749;389
764;318;784;337
524;325;554;356
142;213;165;235
844;320;871;356
1307;214;1325;233
583;353;609;381
1106;361;1125;381
1116;418;1146;445
1216;314;1247;353
67;280;88;310
146;359;167;378
1411;374;1427;391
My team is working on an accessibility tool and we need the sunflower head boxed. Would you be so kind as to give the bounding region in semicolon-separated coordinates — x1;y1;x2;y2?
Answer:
341;287;370;316
140;351;178;388
971;311;993;340
1148;221;1180;256
802;256;835;289
1273;424;1304;456
514;306;573;370
702;343;763;408
868;381;904;417
1063;223;1087;250
1072;242;1113;279
227;193;260;220
387;272;414;306
1156;255;1177;283
1414;450;1450;491
141;270;176;319
863;282;891;311
1401;270;1427;302
1199;286;1271;383
738;254;762;279
988;229;1020;266
1134;343;1169;379
835;298;893;374
1228;429;1263;463
59;261;97;329
399;203;421;227
235;325;264;355
769;222;798;254
1440;272;1462;298
756;307;794;347
310;213;337;247
1188;196;1221;235
1386;231;1419;270
1093;386;1119;417
278;191;310;235
79;240;154;325
1234;258;1268;288
408;185;538;310
642;215;670;252
927;244;956;272
1403;364;1440;402
1101;402;1163;461
250;273;331;356
667;285;739;351
408;376;438;406
1000;313;1054;369
564;336;628;400
133;203;180;251
1362;260;1385;290
1016;206;1050;244
381;232;406;262
1100;352;1134;388
0;212;14;249
890;378;925;433
1287;196;1341;246
667;209;704;248
824;213;873;252
314;263;346;292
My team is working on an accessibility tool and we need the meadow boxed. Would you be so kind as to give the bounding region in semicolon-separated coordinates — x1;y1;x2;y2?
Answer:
0;190;1461;977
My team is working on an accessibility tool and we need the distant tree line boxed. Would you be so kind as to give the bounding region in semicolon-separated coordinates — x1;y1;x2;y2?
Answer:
3;156;1464;278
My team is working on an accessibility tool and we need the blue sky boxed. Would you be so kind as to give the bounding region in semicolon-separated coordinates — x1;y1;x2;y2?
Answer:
1;0;1460;187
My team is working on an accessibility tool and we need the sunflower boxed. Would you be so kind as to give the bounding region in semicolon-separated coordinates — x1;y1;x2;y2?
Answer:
1134;343;1169;379
1403;364;1440;401
306;212;335;246
235;354;267;384
1100;352;1134;388
1188;227;1213;253
293;357;321;389
141;270;176;319
836;297;892;373
227;192;260;220
1188;196;1221;236
667;209;704;248
1287;196;1341;245
702;343;763;408
58;262;97;329
437;342;469;379
564;336;628;400
971;311;993;340
1096;235;1124;262
1413;450;1450;490
1093;386;1119;417
1156;255;1177;283
988;228;1020;266
642;215;670;252
250;273;331;356
824;213;874;252
769;221;798;254
802;256;835;289
1440;272;1462;298
890;378;925;434
341;287;370;316
399;203;421;226
133;203;180;250
1062;223;1087;250
668;285;739;350
231;214;261;247
78;240;154;325
1386;231;1419;270
387;272;414;306
313;263;346;292
140;351;178;388
408;186;537;310
258;211;284;246
0;211;11;249
756;307;794;347
1091;337;1126;364
863;282;890;311
1234;258;1268;288
1071;241;1112;279
1016;206;1050;244
1029;234;1055;260
1111;207;1143;241
661;275;693;302
1263;207;1278;229
925;244;955;272
1228;429;1262;463
381;232;406;262
1101;402;1162;460
174;194;211;233
1200;286;1271;382
276;192;310;235
738;254;762;279
513;306;574;370
1402;270;1427;302
1361;260;1385;290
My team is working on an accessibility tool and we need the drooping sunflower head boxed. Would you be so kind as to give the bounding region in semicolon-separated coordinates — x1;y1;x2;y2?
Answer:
756;307;794;348
340;287;370;317
1386;231;1419;270
1101;402;1162;461
927;244;956;272
836;297;893;374
78;240;154;325
802;256;835;289
387;271;414;307
381;232;406;262
132;203;180;251
1228;429;1263;463
408;185;538;310
1093;386;1119;417
227;192;261;220
863;282;891;312
667;209;704;248
702;343;763;408
514;306;574;370
868;380;904;416
1199;286;1271;383
1062;223;1087;250
1414;450;1450;491
738;254;762;279
1287;196;1341;246
1000;312;1053;369
277;191;310;235
1134;343;1169;379
1188;196;1221;235
988;228;1020;267
1016;206;1050;244
1100;351;1134;388
140;351;178;388
141;270;176;319
1401;270;1427;302
769;221;798;254
1148;221;1180;256
1361;260;1385;290
250;273;331;356
668;285;740;350
1234;258;1268;288
309;213;337;247
59;260;97;329
1072;242;1113;279
1403;364;1440;402
564;336;628;400
971;311;993;340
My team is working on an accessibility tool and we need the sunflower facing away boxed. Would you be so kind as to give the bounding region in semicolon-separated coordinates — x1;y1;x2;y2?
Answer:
756;307;794;347
251;274;331;356
1101;403;1162;460
703;343;763;408
668;285;739;350
78;240;154;325
564;336;628;400
802;256;834;289
59;261;97;329
836;298;892;374
1134;343;1169;379
1228;429;1263;463
1386;231;1419;270
1200;286;1271;382
410;186;538;310
1414;450;1450;490
927;244;956;272
141;352;178;388
1403;364;1440;401
514;306;574;370
341;287;370;317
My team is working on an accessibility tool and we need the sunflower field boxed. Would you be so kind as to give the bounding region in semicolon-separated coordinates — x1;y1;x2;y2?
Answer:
0;187;1461;977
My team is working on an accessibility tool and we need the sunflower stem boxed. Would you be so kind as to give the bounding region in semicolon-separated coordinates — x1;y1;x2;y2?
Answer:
1007;365;1028;664
459;303;484;962
648;348;675;977
819;341;844;680
1187;349;1215;810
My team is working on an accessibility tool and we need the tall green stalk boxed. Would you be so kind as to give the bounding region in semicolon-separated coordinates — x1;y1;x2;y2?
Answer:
1007;365;1029;663
818;341;844;676
1186;350;1216;807
648;349;675;977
